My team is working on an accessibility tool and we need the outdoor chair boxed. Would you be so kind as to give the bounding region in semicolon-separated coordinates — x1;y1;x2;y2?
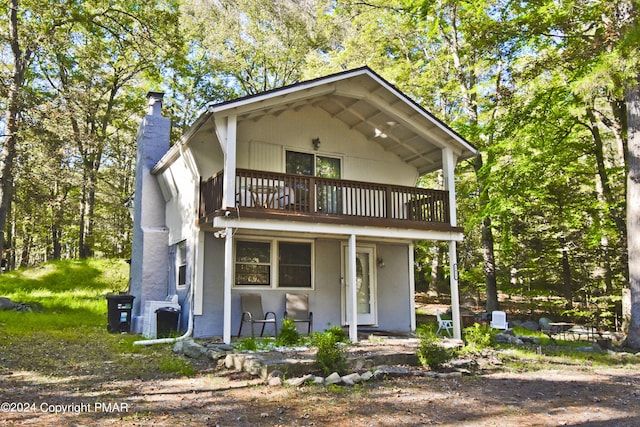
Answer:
490;310;509;330
237;294;278;338
284;293;313;335
436;309;453;337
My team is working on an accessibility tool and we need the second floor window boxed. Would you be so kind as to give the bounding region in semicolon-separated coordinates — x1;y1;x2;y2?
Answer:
286;151;341;178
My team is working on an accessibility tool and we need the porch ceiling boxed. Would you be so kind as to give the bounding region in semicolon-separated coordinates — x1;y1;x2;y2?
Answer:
208;68;477;175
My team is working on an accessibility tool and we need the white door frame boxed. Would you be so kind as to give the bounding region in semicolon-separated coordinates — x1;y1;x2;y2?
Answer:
341;243;378;326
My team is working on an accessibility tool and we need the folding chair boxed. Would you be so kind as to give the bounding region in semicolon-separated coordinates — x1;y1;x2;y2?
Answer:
436;309;454;337
284;293;313;335
237;294;278;338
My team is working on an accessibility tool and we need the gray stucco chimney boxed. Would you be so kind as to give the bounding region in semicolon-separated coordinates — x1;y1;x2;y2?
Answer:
129;91;171;332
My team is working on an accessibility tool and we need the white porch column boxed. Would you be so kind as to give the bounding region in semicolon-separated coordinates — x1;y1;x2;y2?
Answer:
408;243;416;332
443;147;462;339
449;241;462;340
223;227;234;344
348;234;358;342
222;115;237;209
442;147;458;226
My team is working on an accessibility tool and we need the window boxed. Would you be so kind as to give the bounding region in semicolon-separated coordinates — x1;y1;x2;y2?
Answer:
234;239;313;288
177;241;187;287
286;151;341;178
286;151;342;213
235;241;271;286
279;242;312;287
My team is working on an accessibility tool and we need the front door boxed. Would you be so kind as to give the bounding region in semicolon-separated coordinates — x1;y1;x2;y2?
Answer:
342;245;377;325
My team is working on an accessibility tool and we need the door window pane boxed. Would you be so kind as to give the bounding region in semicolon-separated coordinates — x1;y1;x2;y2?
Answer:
278;242;312;288
286;151;313;176
235;241;271;286
316;156;341;178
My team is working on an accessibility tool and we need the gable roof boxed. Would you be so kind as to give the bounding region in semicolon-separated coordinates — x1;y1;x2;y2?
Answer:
165;67;477;175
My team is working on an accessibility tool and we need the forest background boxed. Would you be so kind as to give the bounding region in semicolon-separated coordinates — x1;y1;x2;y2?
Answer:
2;0;640;346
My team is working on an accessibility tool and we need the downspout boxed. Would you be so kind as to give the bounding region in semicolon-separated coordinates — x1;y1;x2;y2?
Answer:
134;136;201;346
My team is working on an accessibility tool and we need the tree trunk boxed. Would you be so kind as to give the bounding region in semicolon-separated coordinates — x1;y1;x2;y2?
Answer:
429;244;441;296
474;153;499;312
0;0;30;271
626;83;640;349
560;236;573;309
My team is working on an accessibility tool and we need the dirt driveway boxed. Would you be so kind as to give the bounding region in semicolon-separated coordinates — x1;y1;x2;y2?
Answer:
2;352;640;426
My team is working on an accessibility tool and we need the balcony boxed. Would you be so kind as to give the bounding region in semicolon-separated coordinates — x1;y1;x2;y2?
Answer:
199;169;457;231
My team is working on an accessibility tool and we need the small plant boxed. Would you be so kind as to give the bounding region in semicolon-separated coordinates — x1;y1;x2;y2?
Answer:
416;324;455;369
276;318;301;347
312;327;349;376
235;336;258;351
325;325;348;343
463;323;495;352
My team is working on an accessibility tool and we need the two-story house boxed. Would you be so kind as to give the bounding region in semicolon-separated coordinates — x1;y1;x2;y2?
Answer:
129;67;477;344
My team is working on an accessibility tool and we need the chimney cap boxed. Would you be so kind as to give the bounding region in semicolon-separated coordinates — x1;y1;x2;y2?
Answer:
147;91;164;102
146;91;164;116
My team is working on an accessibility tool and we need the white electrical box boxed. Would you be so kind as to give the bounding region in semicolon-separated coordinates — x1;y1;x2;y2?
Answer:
142;300;181;338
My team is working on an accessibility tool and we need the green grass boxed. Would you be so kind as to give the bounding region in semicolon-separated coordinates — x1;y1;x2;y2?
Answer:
0;259;196;379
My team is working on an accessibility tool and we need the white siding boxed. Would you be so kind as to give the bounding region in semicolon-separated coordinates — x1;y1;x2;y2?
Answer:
237;106;418;186
161;156;198;245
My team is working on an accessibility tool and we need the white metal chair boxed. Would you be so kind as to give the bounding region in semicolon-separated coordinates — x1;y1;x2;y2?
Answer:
490;310;509;330
436;309;453;337
284;293;313;335
237;294;278;338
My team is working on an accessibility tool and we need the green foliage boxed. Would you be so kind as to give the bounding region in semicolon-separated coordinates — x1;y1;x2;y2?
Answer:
0;259;200;380
276;318;301;347
311;327;349;376
462;323;495;352
235;337;259;352
416;324;456;369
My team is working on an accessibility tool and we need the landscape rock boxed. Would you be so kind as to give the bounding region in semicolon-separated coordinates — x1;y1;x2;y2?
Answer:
518;335;542;345
373;365;411;379
0;297;17;310
494;333;522;345
208;350;227;363
539;317;552;330
521;320;540;331
361;371;374;381
450;358;478;370
341;373;362;385
324;372;342;385
267;376;282;387
181;339;209;359
286;374;314;387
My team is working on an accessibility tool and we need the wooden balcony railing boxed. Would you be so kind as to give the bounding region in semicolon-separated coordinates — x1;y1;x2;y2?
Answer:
199;169;451;227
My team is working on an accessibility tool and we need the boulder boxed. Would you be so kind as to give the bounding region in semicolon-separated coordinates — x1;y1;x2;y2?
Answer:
181;339;209;360
324;372;342;385
520;320;540;331
0;297;17;310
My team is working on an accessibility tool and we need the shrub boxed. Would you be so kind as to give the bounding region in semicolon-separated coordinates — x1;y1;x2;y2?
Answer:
463;323;495;352
416;324;455;369
312;327;349;375
276;318;301;347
